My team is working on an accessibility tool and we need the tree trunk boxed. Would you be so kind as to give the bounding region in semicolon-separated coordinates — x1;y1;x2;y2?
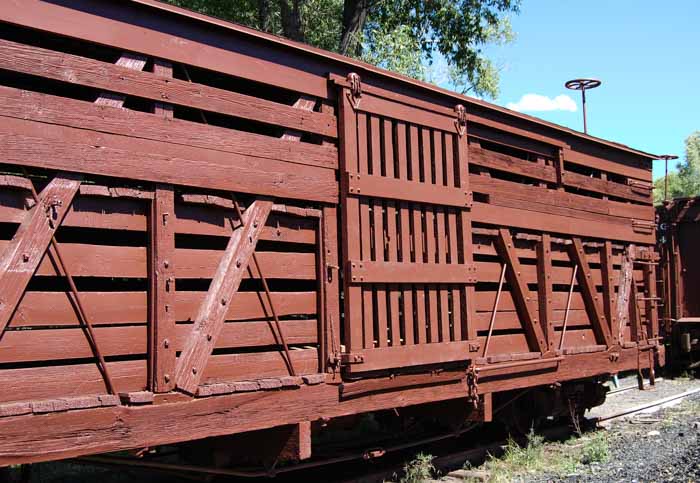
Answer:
257;0;273;32
339;0;370;56
278;0;305;42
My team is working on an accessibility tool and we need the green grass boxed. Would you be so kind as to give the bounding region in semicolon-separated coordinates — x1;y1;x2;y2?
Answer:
399;453;435;483
472;429;610;482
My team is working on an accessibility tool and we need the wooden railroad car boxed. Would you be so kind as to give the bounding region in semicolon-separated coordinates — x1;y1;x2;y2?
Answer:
0;0;663;469
658;197;700;369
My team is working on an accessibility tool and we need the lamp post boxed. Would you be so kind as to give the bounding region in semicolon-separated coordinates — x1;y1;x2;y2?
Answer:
565;78;601;134
658;154;679;202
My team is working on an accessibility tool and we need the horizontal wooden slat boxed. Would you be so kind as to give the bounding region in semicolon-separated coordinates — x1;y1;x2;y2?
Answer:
474;290;587;312
347;261;475;284
472;240;622;266
344;172;468;207
474;310;591;332
0;195;318;245
355;94;455;132
202;348;319;383
469;146;556;183
0;86;337;170
563;170;650;204
471;202;653;244
0;0;331;99
0;360;146;404
0;320;318;362
0;241;315;279
564;148;651;182
471;175;652;221
0;117;338;203
10;291;316;327
0;39;337;138
348;340;474;372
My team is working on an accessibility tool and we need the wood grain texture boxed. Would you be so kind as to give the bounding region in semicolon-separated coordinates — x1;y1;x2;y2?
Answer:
0;86;337;171
0;117;337;204
0;174;81;335
175;200;273;394
0;39;337;137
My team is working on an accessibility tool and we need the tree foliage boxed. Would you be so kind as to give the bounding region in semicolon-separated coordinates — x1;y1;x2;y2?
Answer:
654;131;700;205
164;0;519;98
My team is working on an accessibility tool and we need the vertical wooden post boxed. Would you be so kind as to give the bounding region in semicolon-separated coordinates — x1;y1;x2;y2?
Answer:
321;206;340;372
615;246;634;345
643;263;659;339
152;59;174;119
454;107;478;350
536;234;555;352
338;88;363;354
600;241;617;343
149;184;176;392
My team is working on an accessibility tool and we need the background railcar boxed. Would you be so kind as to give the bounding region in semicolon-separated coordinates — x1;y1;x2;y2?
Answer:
658;197;700;370
0;0;662;470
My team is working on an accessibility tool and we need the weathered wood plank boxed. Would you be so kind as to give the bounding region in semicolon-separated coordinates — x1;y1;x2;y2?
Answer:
175;200;274;394
149;185;176;392
568;238;612;347
95;52;147;107
0;117;337;203
0;86;337;171
0;174;81;335
0;38;337;137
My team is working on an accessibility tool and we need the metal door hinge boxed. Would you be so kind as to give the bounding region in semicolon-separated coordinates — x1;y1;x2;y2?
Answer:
346;72;362;109
454;104;467;137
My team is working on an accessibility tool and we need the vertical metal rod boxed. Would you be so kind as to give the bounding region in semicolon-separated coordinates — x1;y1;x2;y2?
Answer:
558;265;578;351
231;197;296;376
581;89;588;134
24;176;116;394
664;157;669;202
483;264;506;357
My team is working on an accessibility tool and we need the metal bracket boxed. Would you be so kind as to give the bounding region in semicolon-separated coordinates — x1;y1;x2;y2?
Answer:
346;72;362;109
340;352;365;365
632;219;655;235
454;104;467;137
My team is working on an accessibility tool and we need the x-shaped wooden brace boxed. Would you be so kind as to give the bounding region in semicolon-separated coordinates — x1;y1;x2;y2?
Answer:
174;199;274;395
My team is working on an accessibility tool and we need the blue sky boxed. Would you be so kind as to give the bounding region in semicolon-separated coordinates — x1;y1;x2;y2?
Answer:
441;1;699;180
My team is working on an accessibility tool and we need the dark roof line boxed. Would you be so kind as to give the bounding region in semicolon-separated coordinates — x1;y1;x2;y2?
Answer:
132;0;659;160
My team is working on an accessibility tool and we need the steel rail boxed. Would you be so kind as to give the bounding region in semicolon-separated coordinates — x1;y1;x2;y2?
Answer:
595;387;700;422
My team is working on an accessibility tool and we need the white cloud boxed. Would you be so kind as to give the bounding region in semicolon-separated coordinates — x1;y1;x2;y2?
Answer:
506;93;577;113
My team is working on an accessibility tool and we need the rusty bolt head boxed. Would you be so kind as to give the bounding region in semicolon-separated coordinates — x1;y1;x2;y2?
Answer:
207;334;212;341
221;298;227;306
164;374;170;383
236;260;241;268
192;367;198;375
22;253;29;262
164;260;169;268
163;339;170;348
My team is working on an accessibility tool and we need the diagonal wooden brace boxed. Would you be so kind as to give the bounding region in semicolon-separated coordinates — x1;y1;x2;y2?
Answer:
175;199;274;395
494;229;548;354
0;173;81;336
568;238;613;347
